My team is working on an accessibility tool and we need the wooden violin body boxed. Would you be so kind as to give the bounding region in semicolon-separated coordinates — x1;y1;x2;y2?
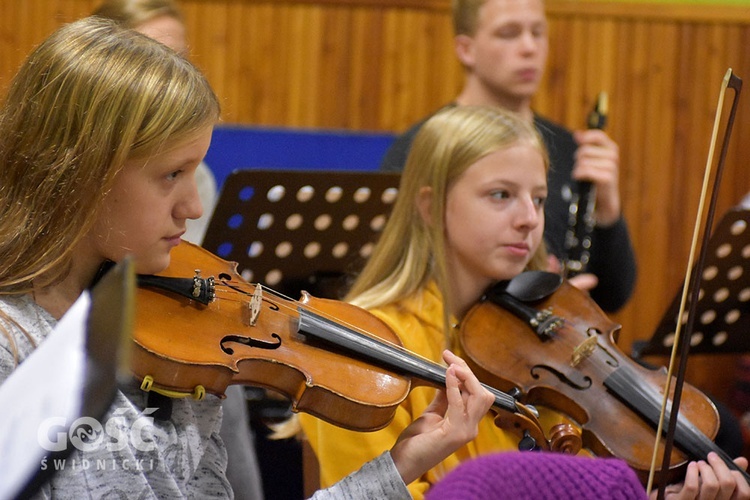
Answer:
133;241;410;431
460;274;724;484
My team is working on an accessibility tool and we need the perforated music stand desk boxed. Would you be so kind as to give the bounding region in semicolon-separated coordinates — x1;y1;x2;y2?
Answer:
202;169;400;299
637;207;750;357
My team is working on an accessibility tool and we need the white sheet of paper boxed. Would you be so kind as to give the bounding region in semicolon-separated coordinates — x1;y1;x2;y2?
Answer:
0;292;90;499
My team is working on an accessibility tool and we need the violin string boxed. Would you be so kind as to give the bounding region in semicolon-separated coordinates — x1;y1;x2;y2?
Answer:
207;281;503;402
195;276;527;414
210;282;441;363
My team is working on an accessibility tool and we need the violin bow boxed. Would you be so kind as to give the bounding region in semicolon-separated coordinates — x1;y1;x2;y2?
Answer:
646;68;743;497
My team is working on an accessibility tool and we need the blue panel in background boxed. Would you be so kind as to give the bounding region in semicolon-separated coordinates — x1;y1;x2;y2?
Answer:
204;125;397;190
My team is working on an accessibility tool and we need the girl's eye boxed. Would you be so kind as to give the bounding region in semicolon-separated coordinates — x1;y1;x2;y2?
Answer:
490;190;510;200
534;196;547;208
166;170;182;181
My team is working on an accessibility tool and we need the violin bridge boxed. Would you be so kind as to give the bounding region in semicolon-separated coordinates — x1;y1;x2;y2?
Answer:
570;335;598;367
243;284;263;326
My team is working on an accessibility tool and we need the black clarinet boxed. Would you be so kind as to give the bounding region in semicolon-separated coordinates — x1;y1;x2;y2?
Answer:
562;92;607;277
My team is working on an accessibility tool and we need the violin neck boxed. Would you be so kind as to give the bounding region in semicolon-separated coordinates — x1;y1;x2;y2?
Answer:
296;308;518;414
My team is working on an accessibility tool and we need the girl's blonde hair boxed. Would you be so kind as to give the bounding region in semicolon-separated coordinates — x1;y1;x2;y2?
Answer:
0;16;220;295
346;105;548;333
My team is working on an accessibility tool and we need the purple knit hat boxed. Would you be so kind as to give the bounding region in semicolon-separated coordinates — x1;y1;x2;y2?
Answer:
425;452;648;500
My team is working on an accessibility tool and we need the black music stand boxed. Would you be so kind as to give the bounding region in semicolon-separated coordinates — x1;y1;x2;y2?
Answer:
0;259;134;499
635;207;750;357
203;169;400;300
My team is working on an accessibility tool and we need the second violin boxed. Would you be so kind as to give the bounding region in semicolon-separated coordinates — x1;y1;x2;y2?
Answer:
459;271;746;485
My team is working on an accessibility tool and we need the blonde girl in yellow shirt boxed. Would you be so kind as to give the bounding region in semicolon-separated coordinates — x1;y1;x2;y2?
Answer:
299;105;749;500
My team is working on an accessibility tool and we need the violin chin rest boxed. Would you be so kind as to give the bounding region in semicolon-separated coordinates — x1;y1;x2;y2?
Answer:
501;271;563;302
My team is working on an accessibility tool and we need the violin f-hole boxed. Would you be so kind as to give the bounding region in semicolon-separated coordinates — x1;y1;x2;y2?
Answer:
220;333;282;355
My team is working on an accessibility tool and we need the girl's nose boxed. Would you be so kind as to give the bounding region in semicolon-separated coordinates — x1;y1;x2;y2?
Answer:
176;179;204;221
515;196;541;229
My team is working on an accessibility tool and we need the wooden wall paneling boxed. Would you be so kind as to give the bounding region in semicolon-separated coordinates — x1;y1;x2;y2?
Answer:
349;7;387;130
266;4;297;124
609;17;643;306
181;2;463;129
184;2;230;118
671;25;725;282
243;3;284;125
716;24;750;211
719;24;744;207
562;17;587;127
596;18;619;108
221;1;252;124
383;9;412;129
288;3;318;125
615;18;647;341
383;10;422;129
375;8;463;131
651;19;685;347
213;2;276;125
288;6;319;125
402;10;428;125
376;9;401;128
616;20;682;349
534;15;564;123
422;10;465;126
0;1;20;88
424;9;466;125
646;20;683;340
546;0;750;24
732;25;750;201
319;6;355;128
0;2;79;92
411;8;465;129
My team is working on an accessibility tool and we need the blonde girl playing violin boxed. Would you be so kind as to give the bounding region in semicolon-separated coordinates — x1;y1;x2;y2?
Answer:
299;105;750;500
0;17;493;498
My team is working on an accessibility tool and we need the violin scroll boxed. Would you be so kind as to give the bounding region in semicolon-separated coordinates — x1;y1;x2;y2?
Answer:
494;404;582;454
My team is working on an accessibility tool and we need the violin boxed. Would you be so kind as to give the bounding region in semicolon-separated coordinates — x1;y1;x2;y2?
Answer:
459;270;749;485
131;241;570;451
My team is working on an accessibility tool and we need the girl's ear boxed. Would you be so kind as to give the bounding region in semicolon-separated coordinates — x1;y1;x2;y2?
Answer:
416;186;433;226
454;34;476;68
